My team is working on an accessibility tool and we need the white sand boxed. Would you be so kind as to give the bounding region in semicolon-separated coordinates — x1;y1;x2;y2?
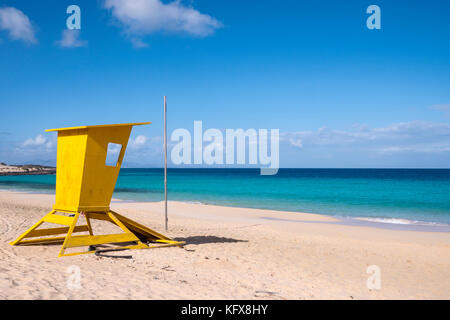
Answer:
0;190;449;299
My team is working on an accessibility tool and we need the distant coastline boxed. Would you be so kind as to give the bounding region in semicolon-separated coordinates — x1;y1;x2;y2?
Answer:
0;163;55;176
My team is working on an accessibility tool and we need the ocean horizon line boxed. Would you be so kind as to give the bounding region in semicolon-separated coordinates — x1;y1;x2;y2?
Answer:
1;168;449;226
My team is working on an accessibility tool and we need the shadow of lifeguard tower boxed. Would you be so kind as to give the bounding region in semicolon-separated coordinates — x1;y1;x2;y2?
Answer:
10;122;183;257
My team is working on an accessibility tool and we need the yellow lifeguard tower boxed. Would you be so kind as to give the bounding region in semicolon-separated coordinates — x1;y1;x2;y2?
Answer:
10;122;183;257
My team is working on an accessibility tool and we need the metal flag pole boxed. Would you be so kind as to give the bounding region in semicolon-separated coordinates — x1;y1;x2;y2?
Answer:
164;96;168;231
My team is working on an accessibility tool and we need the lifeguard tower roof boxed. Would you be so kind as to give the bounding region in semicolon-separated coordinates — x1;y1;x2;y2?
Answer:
45;122;151;132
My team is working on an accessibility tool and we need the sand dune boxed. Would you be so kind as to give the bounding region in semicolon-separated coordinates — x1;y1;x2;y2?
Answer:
0;191;449;299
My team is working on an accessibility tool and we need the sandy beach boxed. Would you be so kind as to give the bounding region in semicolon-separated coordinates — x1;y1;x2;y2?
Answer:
0;190;449;300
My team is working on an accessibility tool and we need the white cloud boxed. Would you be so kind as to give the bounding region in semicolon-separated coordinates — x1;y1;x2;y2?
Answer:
135;135;147;144
287;137;303;148
430;104;450;111
56;29;87;48
130;37;149;48
103;0;222;46
0;7;37;44
120;135;165;166
19;135;55;155
22;135;48;147
378;146;450;154
281;121;450;154
128;135;149;149
431;104;450;118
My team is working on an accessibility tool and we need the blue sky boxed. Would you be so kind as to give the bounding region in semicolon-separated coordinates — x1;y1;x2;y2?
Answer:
0;0;449;168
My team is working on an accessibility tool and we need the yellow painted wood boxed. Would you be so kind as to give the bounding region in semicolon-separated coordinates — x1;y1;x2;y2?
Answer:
46;122;150;132
16;236;67;245
59;242;183;257
146;242;184;249
11;122;184;257
110;210;172;241
9;216;47;245
53;129;88;212
58;211;80;257
154;239;185;244
50;124;143;213
85;212;111;222
42;214;74;226
79;126;132;211
60;249;97;257
27;225;89;237
65;233;139;248
59;242;149;257
106;211;134;235
85;216;94;236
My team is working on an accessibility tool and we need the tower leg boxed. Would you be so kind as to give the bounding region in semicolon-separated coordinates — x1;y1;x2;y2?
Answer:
58;211;80;257
10;210;55;245
11;209;183;257
106;211;148;249
85;213;94;235
109;210;184;246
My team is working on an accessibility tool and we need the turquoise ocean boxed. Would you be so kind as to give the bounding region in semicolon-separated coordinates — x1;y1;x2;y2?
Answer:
1;169;449;226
